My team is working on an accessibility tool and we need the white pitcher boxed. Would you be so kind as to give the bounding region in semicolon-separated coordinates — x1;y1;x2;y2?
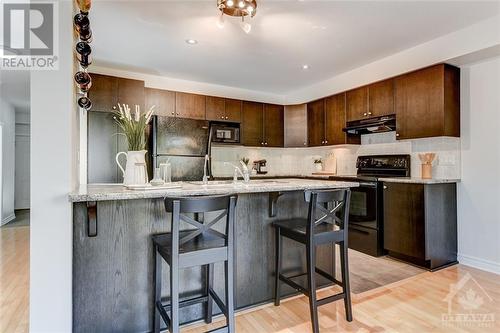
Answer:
115;150;148;185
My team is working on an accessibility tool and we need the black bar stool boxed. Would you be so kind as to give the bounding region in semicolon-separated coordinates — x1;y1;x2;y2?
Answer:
273;189;352;333
152;195;238;333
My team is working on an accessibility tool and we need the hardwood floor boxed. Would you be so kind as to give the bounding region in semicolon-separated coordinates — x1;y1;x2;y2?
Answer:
0;214;30;333
185;265;500;333
1;216;499;333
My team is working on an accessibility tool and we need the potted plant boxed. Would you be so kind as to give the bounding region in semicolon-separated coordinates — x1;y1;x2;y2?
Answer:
313;158;323;172
113;103;155;185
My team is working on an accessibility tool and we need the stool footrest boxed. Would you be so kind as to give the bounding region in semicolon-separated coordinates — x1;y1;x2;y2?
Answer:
279;274;309;296
159;295;209;312
208;326;229;333
317;292;345;306
156;300;171;330
209;287;228;316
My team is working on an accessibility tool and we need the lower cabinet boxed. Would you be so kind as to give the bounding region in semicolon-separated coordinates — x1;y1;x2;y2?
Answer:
383;182;457;270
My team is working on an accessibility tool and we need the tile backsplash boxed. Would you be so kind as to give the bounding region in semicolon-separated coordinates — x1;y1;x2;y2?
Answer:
212;132;461;179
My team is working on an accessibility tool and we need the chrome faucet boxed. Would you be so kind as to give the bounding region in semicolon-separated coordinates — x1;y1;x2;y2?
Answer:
224;161;250;184
203;155;210;185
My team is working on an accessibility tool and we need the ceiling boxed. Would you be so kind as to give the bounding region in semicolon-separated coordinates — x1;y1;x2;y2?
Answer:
91;1;499;94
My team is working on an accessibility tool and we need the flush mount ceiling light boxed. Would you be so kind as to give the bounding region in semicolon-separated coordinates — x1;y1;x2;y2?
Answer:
302;64;310;70
217;0;257;34
185;39;198;45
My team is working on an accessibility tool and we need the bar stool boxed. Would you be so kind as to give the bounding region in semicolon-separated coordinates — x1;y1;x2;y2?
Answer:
152;195;238;333
273;189;352;333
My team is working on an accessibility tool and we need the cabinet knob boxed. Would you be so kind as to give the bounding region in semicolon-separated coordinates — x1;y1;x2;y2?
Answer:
221;116;224;119
396;133;400;137
171;112;175;115
112;106;117;110
368;112;372;115
383;185;388;189
303;142;307;146
325;140;328;144
225;116;228;120
265;142;268;145
176;112;180;116
363;113;367;116
261;142;264;145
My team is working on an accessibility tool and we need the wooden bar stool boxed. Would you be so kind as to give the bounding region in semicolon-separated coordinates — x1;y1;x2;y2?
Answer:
273;189;352;333
152;195;238;333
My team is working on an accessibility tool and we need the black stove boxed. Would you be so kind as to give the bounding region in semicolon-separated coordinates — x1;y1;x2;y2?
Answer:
331;155;411;257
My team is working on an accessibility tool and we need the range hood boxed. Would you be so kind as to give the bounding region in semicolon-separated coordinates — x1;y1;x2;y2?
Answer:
343;114;396;135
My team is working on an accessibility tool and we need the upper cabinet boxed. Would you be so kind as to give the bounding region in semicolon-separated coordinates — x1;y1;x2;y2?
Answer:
394;64;460;139
284;104;308;147
90;74;145;112
346;78;394;122
206;97;242;122
264;104;284;147
368;79;394;118
308;93;357;146
175;92;206;120
307;99;325;147
145;88;175;117
241;101;264;146
241;102;284;147
346;87;368;122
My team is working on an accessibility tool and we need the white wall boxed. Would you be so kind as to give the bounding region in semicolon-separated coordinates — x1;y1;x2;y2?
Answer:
30;0;77;331
0;99;16;225
457;57;500;274
15;111;30;209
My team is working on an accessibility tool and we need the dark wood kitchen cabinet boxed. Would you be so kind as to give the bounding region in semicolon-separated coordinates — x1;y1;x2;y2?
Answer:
89;74;145;112
383;182;457;270
145;88;175;117
346;86;368;122
206;97;242;122
346;79;394;122
241;101;264;146
175;92;206;120
241;101;283;147
307;98;325;147
264;103;284;147
394;64;460;139
308;93;357;146
368;79;394;117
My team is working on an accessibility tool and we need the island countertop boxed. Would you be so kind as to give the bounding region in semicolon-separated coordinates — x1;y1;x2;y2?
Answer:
69;178;359;202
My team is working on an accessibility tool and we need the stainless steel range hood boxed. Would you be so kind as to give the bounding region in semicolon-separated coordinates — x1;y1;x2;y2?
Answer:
343;114;396;135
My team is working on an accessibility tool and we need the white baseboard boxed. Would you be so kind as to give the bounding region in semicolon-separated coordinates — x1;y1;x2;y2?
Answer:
1;213;16;226
458;254;500;275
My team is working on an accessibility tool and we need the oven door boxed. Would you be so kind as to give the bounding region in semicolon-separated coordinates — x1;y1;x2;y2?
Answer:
349;181;378;229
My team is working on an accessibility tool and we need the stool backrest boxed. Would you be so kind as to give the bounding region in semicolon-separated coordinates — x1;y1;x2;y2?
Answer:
164;195;238;248
304;189;351;238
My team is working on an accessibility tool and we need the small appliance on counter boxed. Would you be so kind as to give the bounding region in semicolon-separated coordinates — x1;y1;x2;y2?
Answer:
253;159;268;174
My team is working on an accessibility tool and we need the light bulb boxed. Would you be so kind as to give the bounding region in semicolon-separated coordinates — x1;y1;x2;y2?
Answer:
226;0;234;7
238;1;245;9
216;14;225;29
240;21;251;34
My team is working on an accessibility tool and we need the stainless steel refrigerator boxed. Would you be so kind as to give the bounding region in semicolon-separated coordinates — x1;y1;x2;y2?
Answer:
150;116;210;181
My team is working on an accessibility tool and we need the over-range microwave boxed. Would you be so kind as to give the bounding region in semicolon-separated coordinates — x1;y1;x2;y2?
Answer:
210;122;240;144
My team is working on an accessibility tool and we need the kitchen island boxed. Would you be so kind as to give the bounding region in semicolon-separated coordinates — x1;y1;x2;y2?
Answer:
70;178;357;333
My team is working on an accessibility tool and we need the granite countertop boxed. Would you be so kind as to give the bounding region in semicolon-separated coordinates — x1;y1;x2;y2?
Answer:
69;178;359;203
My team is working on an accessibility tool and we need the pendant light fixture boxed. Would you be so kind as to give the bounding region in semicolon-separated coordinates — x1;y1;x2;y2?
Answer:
217;0;257;34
